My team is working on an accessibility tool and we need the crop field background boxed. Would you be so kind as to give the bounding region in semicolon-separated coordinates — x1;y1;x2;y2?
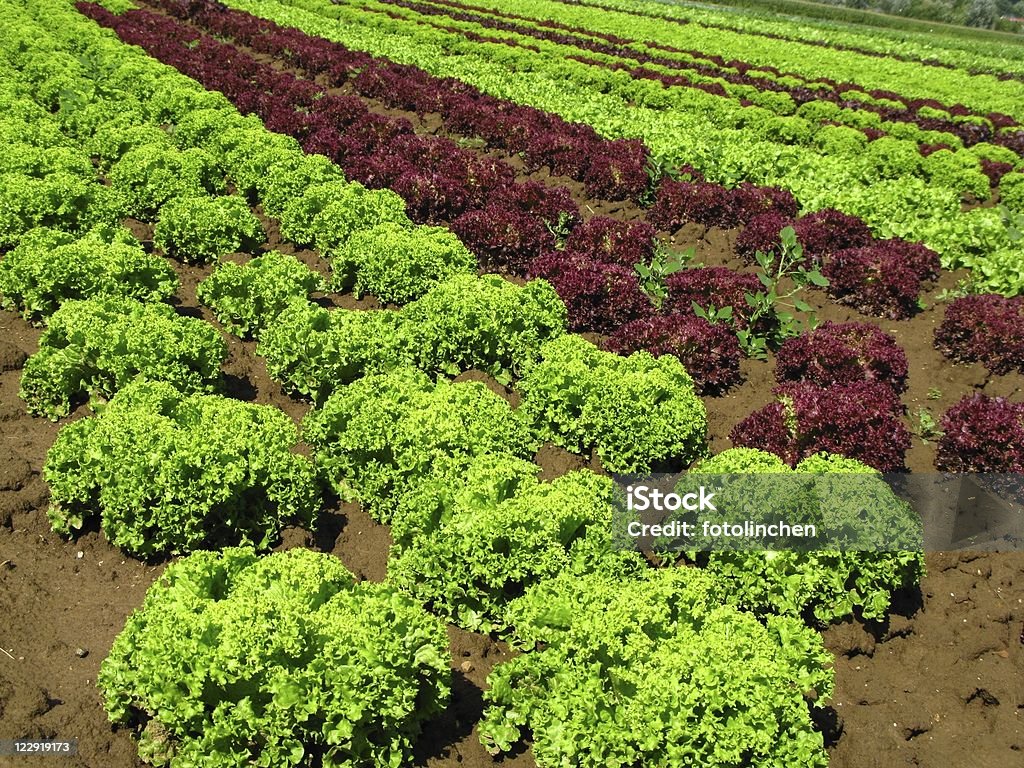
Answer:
0;0;1023;766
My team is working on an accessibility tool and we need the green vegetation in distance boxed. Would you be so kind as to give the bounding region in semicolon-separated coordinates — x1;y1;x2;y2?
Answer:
661;0;1024;35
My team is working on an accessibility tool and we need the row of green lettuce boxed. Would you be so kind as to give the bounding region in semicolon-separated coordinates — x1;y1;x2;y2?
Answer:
338;0;1024;218
0;36;414;266
601;0;1024;70
390;0;1023;132
218;0;1024;295
340;0;1020;179
626;0;1024;70
5;2;924;766
485;0;1024;112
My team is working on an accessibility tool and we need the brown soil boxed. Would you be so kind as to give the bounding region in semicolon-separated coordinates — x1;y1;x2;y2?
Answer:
2;5;1022;765
824;552;1024;768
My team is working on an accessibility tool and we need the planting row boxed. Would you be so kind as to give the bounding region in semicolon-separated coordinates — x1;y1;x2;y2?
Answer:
0;24;288;315
81;0;676;349
451;0;1024;118
369;0;1024;157
351;0;1024;203
730;293;1024;474
559;0;1024;78
152;0;650;200
0;0;548;388
317;0;1024;181
214;0;1024;294
0;0;690;548
97;1;976;341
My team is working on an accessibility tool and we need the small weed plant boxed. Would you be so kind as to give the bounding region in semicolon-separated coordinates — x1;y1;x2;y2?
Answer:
912;406;944;445
694;227;827;359
634;245;692;308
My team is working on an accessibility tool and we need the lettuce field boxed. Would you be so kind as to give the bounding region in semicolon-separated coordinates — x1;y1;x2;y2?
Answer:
0;0;1022;765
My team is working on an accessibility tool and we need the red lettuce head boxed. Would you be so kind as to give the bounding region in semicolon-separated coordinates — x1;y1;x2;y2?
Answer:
604;314;742;394
564;217;657;268
937;394;1024;472
663;267;763;330
934;294;1024;376
528;253;654;333
453;206;553;274
730;381;909;471
824;246;922;319
776;321;909;394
